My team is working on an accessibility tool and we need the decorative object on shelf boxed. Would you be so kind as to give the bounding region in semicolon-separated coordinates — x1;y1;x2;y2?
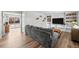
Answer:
66;12;76;16
66;17;76;19
71;20;78;26
66;21;72;23
36;17;39;20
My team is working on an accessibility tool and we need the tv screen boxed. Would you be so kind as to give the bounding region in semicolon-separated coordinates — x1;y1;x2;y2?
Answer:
52;18;64;24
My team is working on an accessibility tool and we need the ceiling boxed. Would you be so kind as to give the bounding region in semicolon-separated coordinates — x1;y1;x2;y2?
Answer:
4;11;65;15
23;11;65;15
38;11;65;15
4;11;22;14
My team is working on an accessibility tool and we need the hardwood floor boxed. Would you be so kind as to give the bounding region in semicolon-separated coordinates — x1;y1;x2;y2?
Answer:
0;28;79;48
0;28;43;48
55;32;79;48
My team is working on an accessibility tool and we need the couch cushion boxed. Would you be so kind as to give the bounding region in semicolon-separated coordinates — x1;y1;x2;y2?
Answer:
51;32;60;47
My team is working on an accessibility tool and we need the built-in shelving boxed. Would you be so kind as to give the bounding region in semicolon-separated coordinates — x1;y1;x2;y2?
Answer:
65;11;77;26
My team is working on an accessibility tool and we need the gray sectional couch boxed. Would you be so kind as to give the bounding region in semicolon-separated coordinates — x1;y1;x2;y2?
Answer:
25;25;60;48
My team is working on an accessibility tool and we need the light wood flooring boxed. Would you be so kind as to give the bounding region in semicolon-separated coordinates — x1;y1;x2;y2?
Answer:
55;32;79;48
0;28;43;48
0;28;79;48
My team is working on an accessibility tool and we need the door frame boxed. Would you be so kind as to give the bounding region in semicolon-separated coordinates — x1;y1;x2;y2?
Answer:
1;11;23;37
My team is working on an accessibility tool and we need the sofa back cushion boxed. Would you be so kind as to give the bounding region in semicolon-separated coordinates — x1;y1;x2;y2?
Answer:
32;28;52;47
25;25;53;48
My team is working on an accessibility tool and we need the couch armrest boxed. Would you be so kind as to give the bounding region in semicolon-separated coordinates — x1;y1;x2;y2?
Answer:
52;28;62;39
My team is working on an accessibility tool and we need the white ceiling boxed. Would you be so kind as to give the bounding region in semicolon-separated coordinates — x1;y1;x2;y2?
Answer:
23;11;65;15
4;11;22;14
4;11;65;15
38;11;65;15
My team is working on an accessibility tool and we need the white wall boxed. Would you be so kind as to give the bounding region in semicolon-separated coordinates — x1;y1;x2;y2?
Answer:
23;12;65;27
23;11;47;27
22;11;48;32
0;11;2;38
22;11;74;33
22;11;47;32
22;11;66;32
51;13;65;18
22;13;25;32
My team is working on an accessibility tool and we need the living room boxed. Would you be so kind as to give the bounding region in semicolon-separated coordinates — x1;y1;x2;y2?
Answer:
0;11;79;48
0;0;79;59
23;11;79;48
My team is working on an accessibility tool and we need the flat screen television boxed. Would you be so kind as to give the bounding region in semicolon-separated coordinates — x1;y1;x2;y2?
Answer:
52;18;64;24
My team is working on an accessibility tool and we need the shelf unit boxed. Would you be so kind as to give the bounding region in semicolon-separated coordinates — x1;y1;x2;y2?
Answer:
65;11;77;26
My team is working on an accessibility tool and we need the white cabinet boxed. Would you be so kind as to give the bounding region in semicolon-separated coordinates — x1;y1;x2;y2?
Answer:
51;24;72;32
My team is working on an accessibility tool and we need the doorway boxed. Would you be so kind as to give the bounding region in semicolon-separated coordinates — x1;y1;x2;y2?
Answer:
2;11;22;36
